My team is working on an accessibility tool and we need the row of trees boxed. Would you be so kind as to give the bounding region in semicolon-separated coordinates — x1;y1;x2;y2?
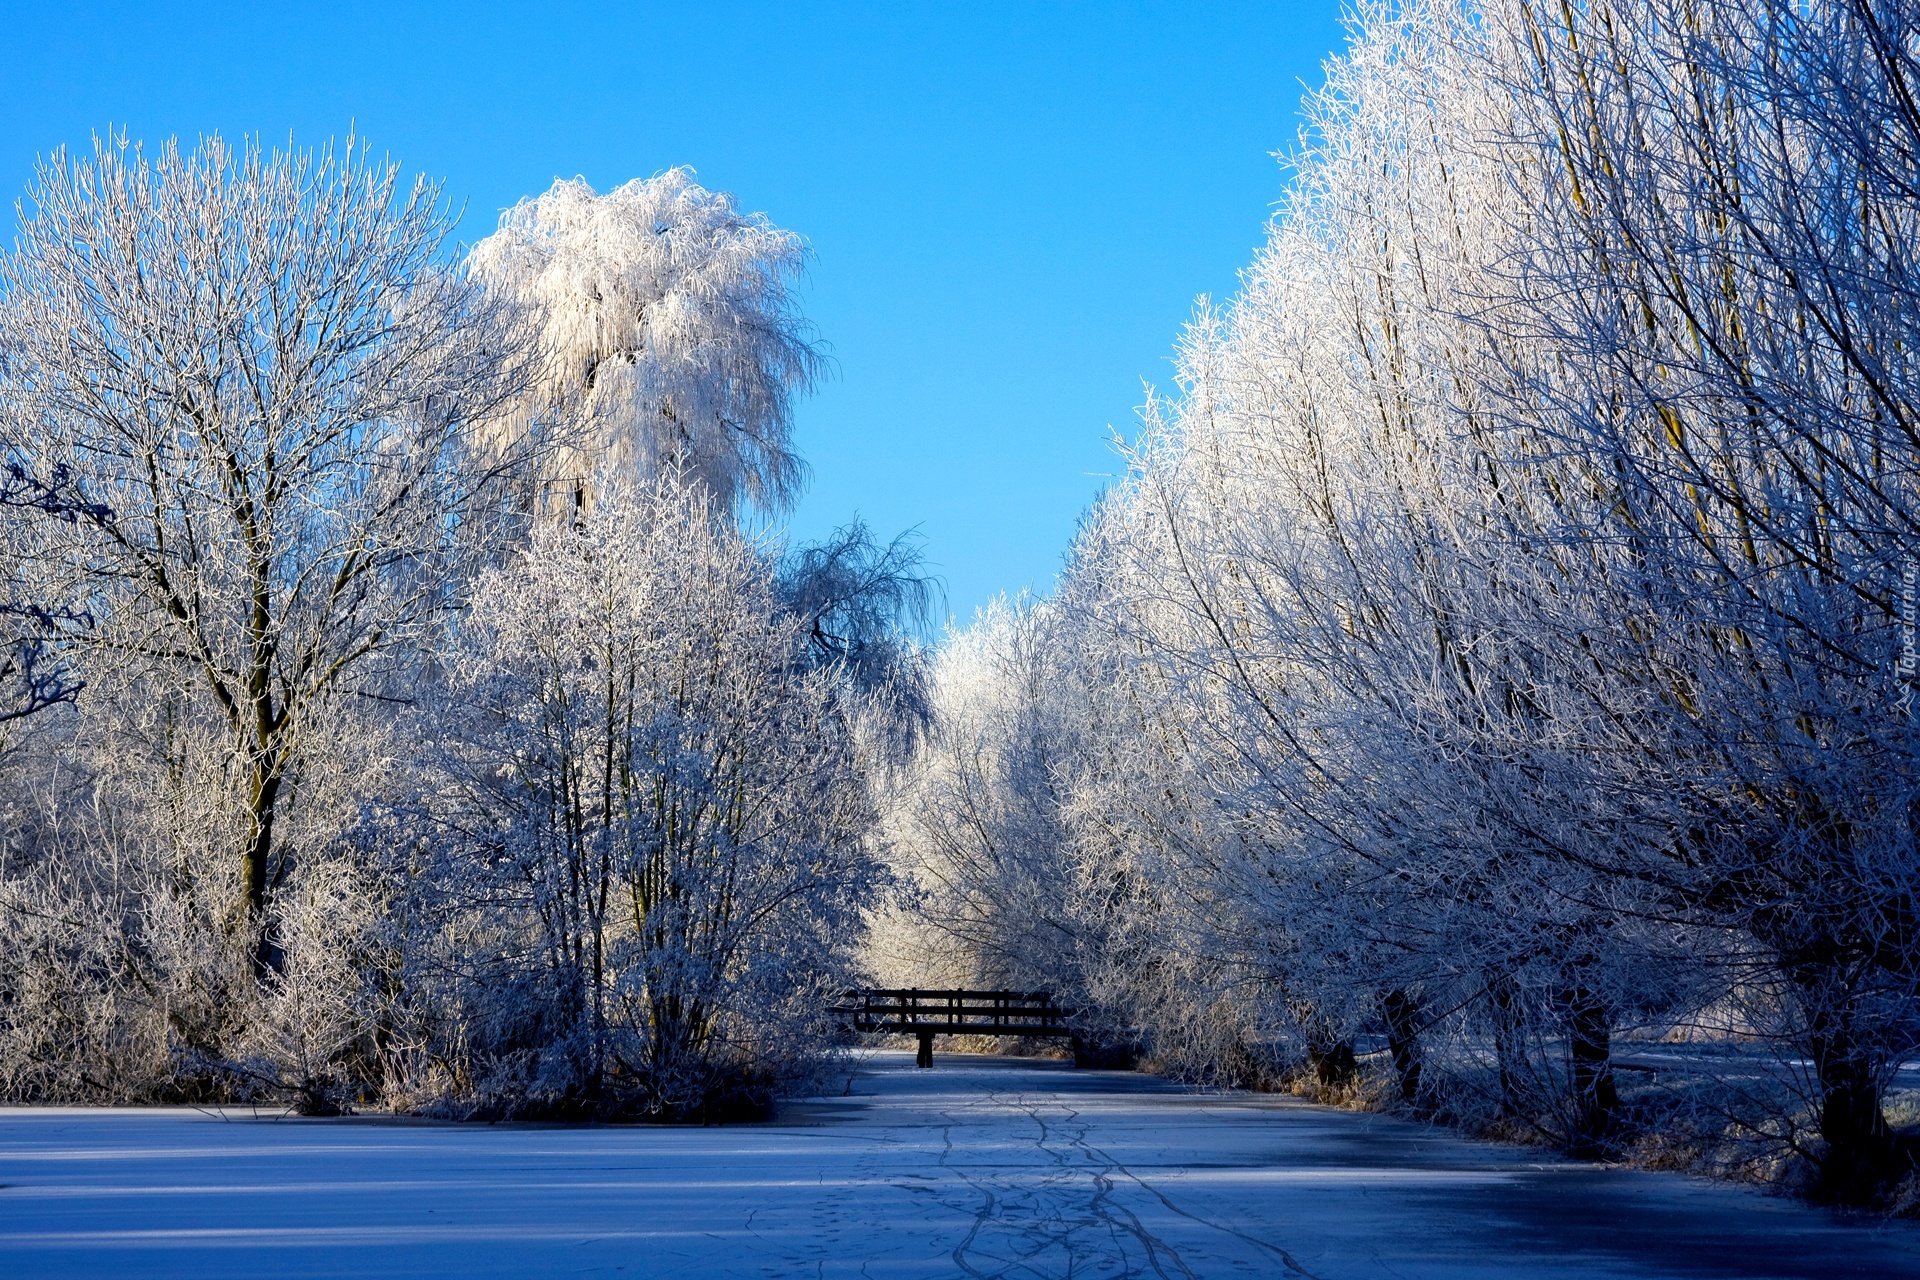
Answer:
0;137;924;1119
886;0;1920;1207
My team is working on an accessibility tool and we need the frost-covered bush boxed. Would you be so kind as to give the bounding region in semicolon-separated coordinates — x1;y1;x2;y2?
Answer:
0;667;404;1109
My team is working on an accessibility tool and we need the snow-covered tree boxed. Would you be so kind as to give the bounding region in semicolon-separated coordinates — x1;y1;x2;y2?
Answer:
899;0;1920;1204
417;474;880;1118
0;132;526;976
469;170;820;515
1491;0;1920;1199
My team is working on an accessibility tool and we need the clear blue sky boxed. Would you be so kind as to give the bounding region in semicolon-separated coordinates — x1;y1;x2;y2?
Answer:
0;1;1346;628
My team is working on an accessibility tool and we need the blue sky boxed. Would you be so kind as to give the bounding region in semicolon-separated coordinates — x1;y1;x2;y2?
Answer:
0;1;1346;627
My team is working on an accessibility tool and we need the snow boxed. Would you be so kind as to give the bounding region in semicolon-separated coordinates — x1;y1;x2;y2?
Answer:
1;1052;1916;1278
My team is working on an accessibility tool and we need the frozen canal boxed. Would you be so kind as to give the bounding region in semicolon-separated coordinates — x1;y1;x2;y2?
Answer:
2;1052;1918;1278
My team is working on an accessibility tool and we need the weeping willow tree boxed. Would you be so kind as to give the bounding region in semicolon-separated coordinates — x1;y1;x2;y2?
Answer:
468;170;821;516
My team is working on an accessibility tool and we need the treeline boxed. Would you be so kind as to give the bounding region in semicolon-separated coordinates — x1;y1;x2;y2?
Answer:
881;0;1920;1207
0;141;929;1121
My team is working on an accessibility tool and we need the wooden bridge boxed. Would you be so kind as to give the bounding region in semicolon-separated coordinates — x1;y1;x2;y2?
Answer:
832;988;1072;1067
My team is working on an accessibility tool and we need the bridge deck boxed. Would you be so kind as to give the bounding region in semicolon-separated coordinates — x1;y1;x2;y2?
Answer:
831;988;1073;1066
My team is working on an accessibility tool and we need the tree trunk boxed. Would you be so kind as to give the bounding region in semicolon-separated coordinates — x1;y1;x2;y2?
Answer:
1560;985;1618;1156
1780;938;1903;1203
1488;974;1527;1117
1308;1037;1358;1092
240;761;283;976
1383;989;1425;1109
1808;1018;1899;1203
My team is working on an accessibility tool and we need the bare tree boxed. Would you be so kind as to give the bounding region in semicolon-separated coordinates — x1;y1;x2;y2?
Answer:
779;520;941;749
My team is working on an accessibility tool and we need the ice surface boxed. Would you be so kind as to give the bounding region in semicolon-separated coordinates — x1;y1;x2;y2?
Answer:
2;1051;1917;1278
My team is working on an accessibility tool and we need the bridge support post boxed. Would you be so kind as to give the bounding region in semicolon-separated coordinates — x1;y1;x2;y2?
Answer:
916;1030;935;1068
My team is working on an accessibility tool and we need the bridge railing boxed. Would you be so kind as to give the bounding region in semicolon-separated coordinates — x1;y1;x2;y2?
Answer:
830;987;1072;1037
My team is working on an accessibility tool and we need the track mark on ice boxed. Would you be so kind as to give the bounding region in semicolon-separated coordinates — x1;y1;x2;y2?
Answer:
1070;1123;1322;1280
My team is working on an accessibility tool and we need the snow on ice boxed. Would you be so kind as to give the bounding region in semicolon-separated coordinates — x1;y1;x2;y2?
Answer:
2;1053;1917;1279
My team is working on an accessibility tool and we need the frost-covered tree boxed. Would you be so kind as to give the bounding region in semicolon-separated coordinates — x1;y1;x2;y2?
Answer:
0;136;909;1120
469;170;820;515
415;474;879;1118
885;598;1083;987
0;132;527;974
897;0;1920;1205
1491;0;1920;1199
1001;0;1676;1134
